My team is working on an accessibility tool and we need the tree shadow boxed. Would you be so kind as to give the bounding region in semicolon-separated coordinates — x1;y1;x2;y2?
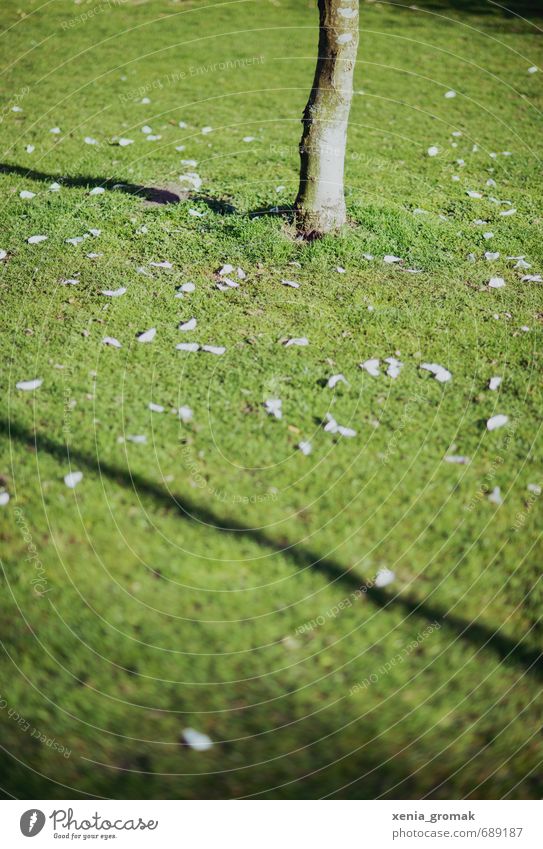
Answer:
0;161;294;221
3;417;541;680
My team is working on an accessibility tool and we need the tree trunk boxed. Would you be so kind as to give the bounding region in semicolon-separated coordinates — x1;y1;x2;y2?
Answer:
295;0;359;237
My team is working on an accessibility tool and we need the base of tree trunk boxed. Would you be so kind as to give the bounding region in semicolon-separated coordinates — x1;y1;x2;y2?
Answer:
294;198;347;238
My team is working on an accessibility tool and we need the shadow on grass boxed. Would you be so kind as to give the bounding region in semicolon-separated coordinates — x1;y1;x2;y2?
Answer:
0;161;296;221
3;417;542;680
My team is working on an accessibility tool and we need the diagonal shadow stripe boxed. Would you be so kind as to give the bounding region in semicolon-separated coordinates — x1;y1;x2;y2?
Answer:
2;417;542;679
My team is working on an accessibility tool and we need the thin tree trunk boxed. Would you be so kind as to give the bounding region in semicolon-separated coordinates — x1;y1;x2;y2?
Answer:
295;0;359;237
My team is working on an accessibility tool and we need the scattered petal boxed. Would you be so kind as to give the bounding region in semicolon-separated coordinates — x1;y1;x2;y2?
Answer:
488;276;506;289
150;261;173;269
487;486;503;505
126;434;147;444
467;190;482;199
427;146;439;157
101;287;126;297
487;414;509;431
385;357;403;379
383;255;402;264
485;251;500;261
177;406;193;423
102;336;122;348
444;90;456;98
527;483;541;495
375;568;395;588
137;328;156;343
27;235;47;244
19;190;35;199
0;492;10;506
281;279;300;289
84;136;98;145
179;318;197;332
488;376;502;391
148;402;164;413
265;398;282;419
176;342;200;352
201;345;225;355
16;378;43;391
117;138;134;147
444;455;470;465
298;441;312;456
284;337;309;347
327;374;348;388
500;208;516;217
89;186;105;195
359;358;380;377
420;362;452;383
181;728;213;752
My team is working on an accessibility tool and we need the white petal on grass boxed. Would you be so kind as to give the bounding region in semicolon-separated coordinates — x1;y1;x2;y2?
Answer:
201;345;225;355
84;136;98;145
64;471;83;489
466;190;482;199
101;287;126;297
487;486;503;505
16;378;43;391
420;363;452;383
177;406;193;423
61;278;79;286
49;182;61;191
141;125;152;134
66;237;84;246
243;136;255;142
19;190;35;199
284;337;309;347
126;434;147;444
485;251;500;261
323;413;356;438
179;318;197;332
265;398;282;419
500;208;516;217
327;374;348;388
383;255;402;264
281;279;300;289
483;232;494;240
528;66;538;74
0;250;7;260
146;135;161;142
89;187;105;196
488;376;502;391
50;127;61;135
102;336;122;348
522;274;542;282
444;90;456;98
360;358;380;377
181;728;213;752
201;127;213;135
375;568;395;588
188;208;205;217
298;441;312;456
27;235;47;244
219;264;233;276
117;138;134;147
25;144;35;154
487;414;509;431
178;173;202;190
137;328;156;343
217;277;239;290
444;455;470;465
148;402;164;413
0;492;10;506
527;483;541;495
385;357;403;379
488;277;506;289
150;261;173;269
427;146;439;157
176;342;200;352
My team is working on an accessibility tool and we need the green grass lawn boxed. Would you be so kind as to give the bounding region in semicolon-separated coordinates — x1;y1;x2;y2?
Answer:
0;0;542;799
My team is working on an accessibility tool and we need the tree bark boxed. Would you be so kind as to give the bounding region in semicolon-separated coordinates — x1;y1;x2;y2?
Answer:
295;0;359;237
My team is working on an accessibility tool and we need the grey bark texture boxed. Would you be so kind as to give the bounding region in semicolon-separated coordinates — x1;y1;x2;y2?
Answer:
295;0;359;237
